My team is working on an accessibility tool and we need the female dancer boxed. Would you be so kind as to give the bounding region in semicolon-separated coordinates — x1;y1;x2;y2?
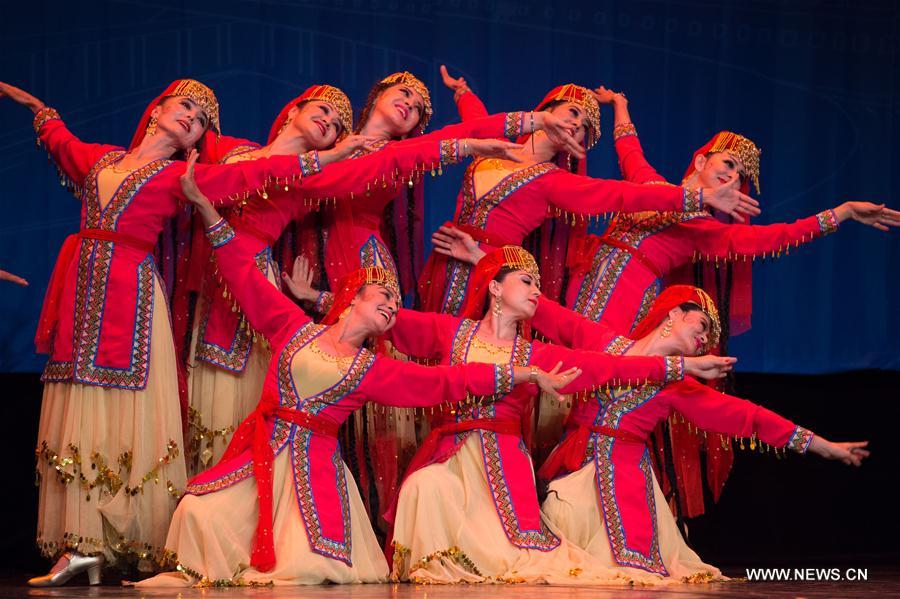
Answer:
569;87;900;335
310;71;584;302
381;247;735;584
418;79;761;315
138;154;580;587
532;285;869;583
0;77;346;586
185;84;363;473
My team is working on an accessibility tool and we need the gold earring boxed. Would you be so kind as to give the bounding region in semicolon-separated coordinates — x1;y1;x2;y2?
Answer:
660;319;673;338
145;116;158;137
339;306;351;319
278;118;291;136
492;296;502;318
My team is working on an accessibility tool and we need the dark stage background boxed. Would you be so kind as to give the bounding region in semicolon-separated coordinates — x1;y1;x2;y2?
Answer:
0;0;898;577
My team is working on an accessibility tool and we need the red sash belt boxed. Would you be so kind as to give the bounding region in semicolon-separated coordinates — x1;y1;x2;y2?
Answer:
419;221;516;311
35;229;156;353
568;234;662;280
216;390;340;572
384;416;521;523
537;423;646;482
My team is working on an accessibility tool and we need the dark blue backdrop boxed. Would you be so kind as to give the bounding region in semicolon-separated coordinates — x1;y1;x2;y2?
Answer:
1;0;898;374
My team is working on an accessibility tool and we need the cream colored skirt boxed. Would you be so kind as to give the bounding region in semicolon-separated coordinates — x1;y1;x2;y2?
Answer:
35;278;187;570
391;435;630;585
186;273;273;476
137;450;389;587
542;461;723;584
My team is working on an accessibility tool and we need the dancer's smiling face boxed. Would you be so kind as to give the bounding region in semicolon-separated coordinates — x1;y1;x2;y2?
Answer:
288;100;342;149
348;284;401;335
372;83;425;138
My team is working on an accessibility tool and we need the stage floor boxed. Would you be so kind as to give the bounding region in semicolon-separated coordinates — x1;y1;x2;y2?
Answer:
1;571;896;599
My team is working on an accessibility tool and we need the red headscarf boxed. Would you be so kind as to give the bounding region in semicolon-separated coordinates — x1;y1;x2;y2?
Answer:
458;246;541;325
266;84;353;145
321;266;402;326
630;284;722;353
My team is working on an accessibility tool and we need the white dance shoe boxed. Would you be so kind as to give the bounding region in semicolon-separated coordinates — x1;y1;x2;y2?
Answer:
27;551;104;587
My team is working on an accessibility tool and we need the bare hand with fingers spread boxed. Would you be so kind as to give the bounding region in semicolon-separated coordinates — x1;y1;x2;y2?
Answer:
282;256;322;303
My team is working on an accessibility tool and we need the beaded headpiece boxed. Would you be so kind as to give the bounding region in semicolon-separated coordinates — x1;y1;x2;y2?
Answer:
501;246;541;286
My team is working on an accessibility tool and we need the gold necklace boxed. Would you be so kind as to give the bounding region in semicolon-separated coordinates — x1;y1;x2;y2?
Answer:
106;159;138;175
309;337;355;375
469;335;513;358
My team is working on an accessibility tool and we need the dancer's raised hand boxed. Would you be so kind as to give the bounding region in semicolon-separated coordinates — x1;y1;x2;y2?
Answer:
0;269;28;286
439;65;471;101
320;134;381;165
281;256;321;303
431;225;486;265
179;149;220;226
0;81;45;113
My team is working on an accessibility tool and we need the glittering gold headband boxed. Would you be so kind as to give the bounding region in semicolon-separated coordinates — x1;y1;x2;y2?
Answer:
363;266;401;298
501;246;541;286
380;71;433;132
170;79;220;133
